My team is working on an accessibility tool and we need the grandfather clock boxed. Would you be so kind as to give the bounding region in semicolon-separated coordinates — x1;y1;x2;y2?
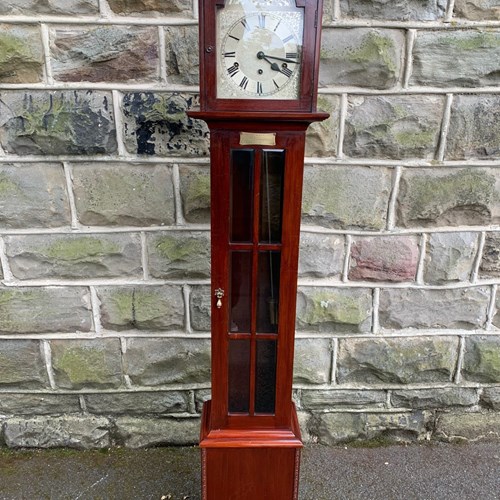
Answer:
188;1;327;498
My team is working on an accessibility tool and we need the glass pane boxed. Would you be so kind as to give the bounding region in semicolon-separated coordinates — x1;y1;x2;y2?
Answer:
256;251;281;334
228;339;250;413
255;340;277;414
229;251;252;333
231;149;254;242
259;150;284;243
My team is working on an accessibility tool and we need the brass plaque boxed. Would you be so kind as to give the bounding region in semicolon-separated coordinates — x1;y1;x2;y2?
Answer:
239;132;276;146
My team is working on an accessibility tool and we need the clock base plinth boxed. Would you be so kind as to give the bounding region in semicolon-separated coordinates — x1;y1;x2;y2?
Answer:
200;401;302;500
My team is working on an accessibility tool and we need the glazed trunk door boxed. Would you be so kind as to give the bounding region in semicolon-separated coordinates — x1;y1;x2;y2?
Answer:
210;129;305;430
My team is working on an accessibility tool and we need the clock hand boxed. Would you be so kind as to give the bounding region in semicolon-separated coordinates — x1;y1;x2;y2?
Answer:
259;53;298;64
256;51;282;72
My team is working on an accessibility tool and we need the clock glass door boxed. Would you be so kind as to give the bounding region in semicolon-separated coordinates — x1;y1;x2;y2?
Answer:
227;147;285;417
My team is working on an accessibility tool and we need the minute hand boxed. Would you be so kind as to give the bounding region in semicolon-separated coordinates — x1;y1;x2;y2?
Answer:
260;53;298;64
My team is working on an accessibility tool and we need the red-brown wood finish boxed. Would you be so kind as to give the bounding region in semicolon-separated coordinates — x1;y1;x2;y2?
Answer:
198;0;325;113
191;2;327;497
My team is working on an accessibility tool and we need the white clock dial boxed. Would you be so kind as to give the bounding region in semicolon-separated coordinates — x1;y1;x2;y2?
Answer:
218;12;302;100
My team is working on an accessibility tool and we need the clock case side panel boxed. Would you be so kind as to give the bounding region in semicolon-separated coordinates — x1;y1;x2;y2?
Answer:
197;0;325;113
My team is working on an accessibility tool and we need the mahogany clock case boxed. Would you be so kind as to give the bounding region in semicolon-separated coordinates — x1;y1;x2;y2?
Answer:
197;0;325;113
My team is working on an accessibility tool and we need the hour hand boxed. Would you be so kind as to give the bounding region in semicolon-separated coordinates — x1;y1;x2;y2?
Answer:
256;51;282;72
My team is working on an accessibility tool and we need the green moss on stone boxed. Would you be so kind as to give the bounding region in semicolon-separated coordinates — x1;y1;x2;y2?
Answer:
303;291;369;326
55;347;108;385
394;130;435;149
44;237;120;262
155;236;205;263
480;346;500;375
185;172;210;206
147;95;187;123
406;170;495;219
443;31;500;50
346;32;396;73
0;173;20;196
0;32;35;65
22;97;75;138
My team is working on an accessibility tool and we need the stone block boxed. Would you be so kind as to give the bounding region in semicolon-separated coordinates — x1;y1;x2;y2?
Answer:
122;92;209;156
301;389;386;409
480;233;500;278
454;0;500;20
84;391;189;415
293;338;332;384
107;0;193;16
0;287;92;334
3;415;110;449
379;288;489;330
305;95;341;157
51;26;158;83
73;163;175;227
424;232;479;284
98;285;184;331
340;0;446;20
391;388;479;409
0;394;81;415
0;340;48;389
51;339;123;390
298;233;344;279
115;417;199;448
0;25;43;83
0;163;70;229
446;95;500;160
481;387;500;410
320;28;404;89
297;287;372;333
0;90;117;155
6;233;142;280
338;337;459;384
124;338;211;386
349;235;419;282
190;285;211;332
311;412;365;444
311;410;430;444
148;231;210;279
397;168;500;228
195;389;211;413
302;165;392;230
435;411;500;442
0;0;99;15
344;95;444;159
463;336;500;383
410;30;500;88
165;25;199;86
179;165;210;223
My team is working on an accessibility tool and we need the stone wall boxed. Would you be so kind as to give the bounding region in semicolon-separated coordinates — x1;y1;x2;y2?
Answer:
0;0;499;448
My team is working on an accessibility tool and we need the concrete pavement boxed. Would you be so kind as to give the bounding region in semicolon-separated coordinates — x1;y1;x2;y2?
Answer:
0;442;499;499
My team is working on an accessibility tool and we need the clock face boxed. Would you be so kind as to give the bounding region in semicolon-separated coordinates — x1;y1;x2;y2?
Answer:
217;4;304;100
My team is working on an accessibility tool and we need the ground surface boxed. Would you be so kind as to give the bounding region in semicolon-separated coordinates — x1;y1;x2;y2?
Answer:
0;442;499;499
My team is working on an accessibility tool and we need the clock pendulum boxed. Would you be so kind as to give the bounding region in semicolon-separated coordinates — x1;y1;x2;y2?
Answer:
188;1;328;498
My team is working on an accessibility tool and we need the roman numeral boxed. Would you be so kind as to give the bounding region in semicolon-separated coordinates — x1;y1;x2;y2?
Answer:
241;19;250;31
282;34;294;44
286;52;298;59
273;79;280;89
227;64;239;77
258;14;266;28
224;51;236;58
239;76;249;89
281;66;293;78
257;81;263;95
273;19;282;32
229;35;240;41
